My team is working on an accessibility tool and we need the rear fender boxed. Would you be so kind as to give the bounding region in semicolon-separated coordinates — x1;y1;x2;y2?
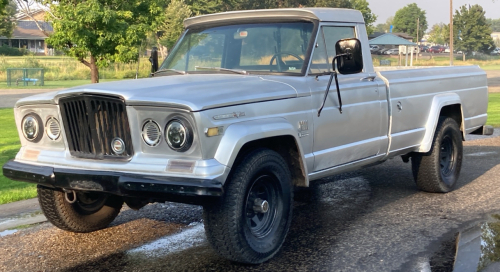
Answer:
418;93;464;153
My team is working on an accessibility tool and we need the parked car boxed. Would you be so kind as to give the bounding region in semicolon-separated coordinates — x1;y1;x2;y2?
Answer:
491;48;500;56
370;45;380;53
428;46;445;53
419;45;429;52
376;48;390;55
2;8;493;264
385;48;399;55
444;47;450;53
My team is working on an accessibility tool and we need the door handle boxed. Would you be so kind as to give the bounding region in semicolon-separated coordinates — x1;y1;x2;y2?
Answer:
361;76;376;82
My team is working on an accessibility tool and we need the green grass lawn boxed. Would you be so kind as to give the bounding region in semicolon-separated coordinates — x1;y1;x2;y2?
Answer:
487;93;500;127
0;108;36;204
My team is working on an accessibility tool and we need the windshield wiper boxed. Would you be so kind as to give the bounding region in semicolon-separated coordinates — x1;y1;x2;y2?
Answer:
153;68;187;75
194;66;248;75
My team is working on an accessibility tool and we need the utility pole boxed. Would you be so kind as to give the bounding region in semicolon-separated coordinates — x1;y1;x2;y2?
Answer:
416;17;419;61
450;0;454;66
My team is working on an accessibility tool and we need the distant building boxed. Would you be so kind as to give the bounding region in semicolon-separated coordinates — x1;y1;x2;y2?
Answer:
0;10;53;55
492;32;500;46
369;32;414;42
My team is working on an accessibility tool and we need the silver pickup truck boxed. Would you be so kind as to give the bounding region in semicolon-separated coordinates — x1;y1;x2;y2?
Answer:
2;8;492;264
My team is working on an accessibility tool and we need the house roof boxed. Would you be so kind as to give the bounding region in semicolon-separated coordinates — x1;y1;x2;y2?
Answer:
369;33;417;46
369;32;414;40
17;21;53;32
0;21;52;40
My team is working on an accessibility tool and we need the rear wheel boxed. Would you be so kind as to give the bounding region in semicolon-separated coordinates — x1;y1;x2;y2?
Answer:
203;149;293;264
37;185;123;233
412;117;463;193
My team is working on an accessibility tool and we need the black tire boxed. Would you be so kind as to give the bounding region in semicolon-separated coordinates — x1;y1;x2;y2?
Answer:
203;149;293;264
37;185;123;233
411;117;463;193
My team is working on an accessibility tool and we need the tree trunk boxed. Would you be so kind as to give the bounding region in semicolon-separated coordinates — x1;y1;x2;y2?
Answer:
90;55;99;83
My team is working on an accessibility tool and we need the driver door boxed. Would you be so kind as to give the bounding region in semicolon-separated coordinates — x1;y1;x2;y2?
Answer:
309;24;385;172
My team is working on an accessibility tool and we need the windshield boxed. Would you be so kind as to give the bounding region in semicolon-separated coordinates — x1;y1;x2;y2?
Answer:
159;22;315;75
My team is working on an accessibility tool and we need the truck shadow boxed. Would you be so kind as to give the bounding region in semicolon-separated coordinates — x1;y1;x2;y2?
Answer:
61;144;500;271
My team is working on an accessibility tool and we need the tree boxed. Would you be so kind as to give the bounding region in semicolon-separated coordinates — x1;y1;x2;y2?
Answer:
453;4;495;55
0;0;7;13
314;0;351;8
375;16;394;33
45;0;165;83
350;0;377;34
159;0;192;55
0;0;16;38
487;18;500;32
392;3;427;40
185;0;223;14
427;23;446;45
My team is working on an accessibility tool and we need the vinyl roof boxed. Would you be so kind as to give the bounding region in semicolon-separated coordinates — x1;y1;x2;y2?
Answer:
184;8;365;28
369;33;417;46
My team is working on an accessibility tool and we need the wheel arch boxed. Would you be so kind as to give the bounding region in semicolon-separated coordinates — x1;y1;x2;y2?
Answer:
418;93;465;153
214;118;309;187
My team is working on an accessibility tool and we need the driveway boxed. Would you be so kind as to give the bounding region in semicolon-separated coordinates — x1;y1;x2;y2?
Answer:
1;134;500;271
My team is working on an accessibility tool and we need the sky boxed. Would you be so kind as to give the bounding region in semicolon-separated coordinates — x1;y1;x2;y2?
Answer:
369;0;499;31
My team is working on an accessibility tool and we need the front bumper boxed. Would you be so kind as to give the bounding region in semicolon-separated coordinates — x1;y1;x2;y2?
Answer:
2;160;224;199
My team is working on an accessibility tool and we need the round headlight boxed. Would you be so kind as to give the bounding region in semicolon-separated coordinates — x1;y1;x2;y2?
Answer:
142;120;161;146
165;117;193;152
45;117;61;140
22;114;42;142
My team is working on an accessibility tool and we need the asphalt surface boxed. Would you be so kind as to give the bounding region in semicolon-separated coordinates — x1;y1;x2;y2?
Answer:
1;77;500;271
1;134;500;271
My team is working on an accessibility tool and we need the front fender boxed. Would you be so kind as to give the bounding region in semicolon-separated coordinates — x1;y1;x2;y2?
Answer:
214;118;307;170
418;93;464;153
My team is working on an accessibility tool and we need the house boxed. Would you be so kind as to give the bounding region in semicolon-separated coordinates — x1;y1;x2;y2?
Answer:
492;32;500;46
0;10;53;55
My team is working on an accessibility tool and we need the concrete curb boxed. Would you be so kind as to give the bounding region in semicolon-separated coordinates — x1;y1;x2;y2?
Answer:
0;198;46;232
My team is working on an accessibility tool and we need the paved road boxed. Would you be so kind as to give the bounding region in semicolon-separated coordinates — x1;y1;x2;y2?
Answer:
1;134;500;271
0;89;61;108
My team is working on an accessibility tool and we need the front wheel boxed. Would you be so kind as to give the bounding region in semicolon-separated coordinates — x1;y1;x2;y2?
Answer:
37;185;123;233
203;149;293;264
411;117;463;193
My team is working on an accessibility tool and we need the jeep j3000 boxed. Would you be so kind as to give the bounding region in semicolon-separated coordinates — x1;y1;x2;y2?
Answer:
3;8;492;263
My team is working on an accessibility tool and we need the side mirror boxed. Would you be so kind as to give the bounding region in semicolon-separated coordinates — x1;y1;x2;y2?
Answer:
334;38;363;74
149;47;159;74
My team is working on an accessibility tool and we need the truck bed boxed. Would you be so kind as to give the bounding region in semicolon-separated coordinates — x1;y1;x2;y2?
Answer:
375;65;488;154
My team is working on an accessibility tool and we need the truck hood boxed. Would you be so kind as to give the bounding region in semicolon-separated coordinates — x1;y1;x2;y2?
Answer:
15;74;298;111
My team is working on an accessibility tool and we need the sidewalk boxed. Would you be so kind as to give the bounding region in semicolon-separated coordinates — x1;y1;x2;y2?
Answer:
0;198;46;232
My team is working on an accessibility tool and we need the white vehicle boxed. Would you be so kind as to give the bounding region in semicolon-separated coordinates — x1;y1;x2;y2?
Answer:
3;8;492;264
385;48;399;55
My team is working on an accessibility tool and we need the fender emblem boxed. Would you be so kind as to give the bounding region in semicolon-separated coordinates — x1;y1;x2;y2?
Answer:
213;112;246;120
298;120;308;131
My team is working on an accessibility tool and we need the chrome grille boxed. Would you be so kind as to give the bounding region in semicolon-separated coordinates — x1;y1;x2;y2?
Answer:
59;95;133;159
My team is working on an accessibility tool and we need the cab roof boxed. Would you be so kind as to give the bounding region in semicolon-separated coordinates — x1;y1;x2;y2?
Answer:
184;8;365;28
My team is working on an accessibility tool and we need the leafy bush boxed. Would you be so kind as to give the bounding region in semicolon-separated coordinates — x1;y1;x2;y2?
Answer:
0;45;27;56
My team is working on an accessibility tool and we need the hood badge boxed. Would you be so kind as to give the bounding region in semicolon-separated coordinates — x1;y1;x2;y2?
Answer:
213;112;246;120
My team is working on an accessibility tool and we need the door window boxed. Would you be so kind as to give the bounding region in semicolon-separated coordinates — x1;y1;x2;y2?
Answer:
309;26;356;74
309;31;329;74
323;26;356;64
